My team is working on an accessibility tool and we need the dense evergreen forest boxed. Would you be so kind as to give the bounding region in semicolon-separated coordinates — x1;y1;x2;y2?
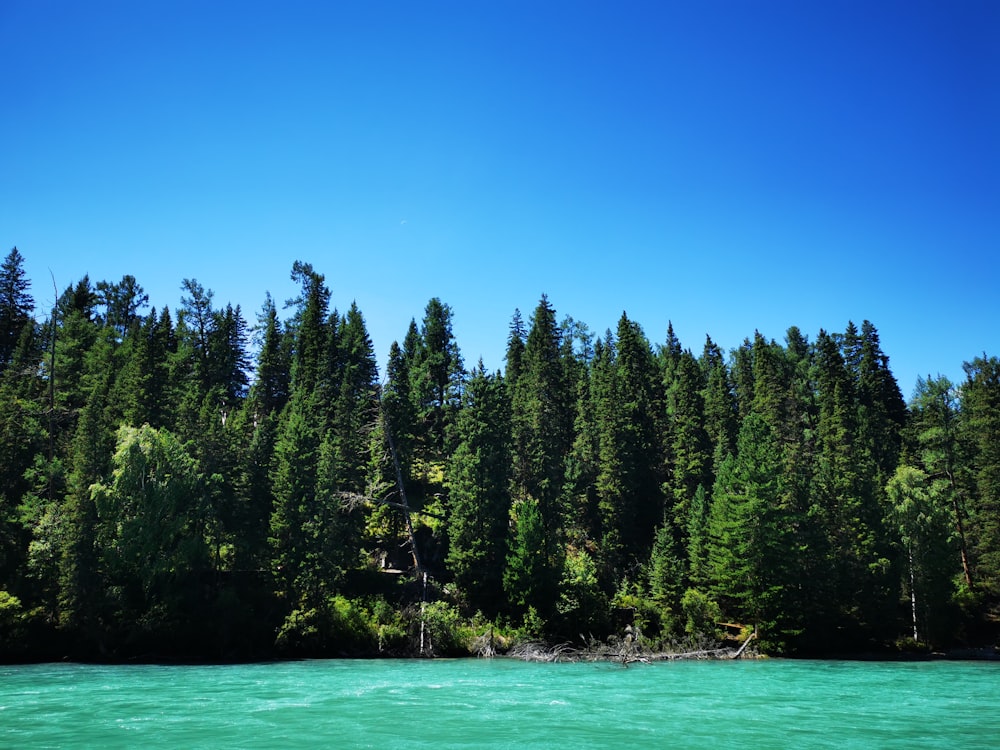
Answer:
1;246;998;660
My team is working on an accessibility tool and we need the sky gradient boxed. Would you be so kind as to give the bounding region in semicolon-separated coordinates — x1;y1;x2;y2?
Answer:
3;1;998;397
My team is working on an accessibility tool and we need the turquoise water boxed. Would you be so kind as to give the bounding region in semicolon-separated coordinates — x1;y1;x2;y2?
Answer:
2;658;998;748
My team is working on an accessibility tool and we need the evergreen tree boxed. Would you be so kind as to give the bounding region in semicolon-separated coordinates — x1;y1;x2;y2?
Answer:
0;247;35;372
208;303;251;411
685;483;710;587
700;335;737;475
120;307;176;429
445;365;511;616
510;295;573;543
732;337;755;421
707;413;795;648
327;302;379;494
0;319;45;598
96;275;147;338
410;298;464;455
269;404;322;606
56;328;121;632
249;294;291;419
856;321;906;481
504;308;526;385
593;314;666;582
562;338;601;548
961;355;1000;593
666;349;711;533
504;497;557;619
811;329;893;641
286;261;330;400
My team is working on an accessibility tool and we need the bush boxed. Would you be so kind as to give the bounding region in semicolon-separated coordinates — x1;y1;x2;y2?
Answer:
371;597;408;654
420;600;471;656
274;596;378;656
680;588;722;638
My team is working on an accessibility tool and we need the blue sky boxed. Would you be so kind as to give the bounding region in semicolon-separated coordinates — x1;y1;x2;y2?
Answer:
3;1;997;398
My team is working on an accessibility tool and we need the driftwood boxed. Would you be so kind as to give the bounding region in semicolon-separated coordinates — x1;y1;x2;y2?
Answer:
506;640;748;664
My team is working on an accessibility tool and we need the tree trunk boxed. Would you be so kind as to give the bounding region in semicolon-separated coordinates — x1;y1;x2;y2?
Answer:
908;544;919;642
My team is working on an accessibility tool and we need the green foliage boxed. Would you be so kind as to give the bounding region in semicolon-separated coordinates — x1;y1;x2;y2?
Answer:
91;425;211;633
421;600;472;656
274;596;378;656
1;249;997;659
0;589;24;628
680;588;722;637
555;547;609;636
961;356;1000;593
0;247;34;372
445;366;511;615
708;414;795;643
504;498;559;619
886;465;958;644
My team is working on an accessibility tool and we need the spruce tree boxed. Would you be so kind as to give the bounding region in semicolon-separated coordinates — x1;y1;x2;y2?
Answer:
510;295;573;543
666;349;711;533
0;247;35;372
700;335;737;475
961;355;1000;592
706;413;795;648
445;365;511;616
588;314;668;588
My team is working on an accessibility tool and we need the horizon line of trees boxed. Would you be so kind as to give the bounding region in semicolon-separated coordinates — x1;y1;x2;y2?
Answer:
1;246;998;659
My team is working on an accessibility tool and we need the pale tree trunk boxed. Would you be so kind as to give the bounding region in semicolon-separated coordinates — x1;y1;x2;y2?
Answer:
908;544;919;642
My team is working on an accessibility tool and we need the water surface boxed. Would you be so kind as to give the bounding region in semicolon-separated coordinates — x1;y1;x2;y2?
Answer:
2;658;998;748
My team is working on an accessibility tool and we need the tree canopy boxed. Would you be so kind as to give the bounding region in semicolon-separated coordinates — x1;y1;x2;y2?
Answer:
1;252;998;660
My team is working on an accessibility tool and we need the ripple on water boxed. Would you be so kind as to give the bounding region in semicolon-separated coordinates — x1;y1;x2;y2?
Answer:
3;660;1000;749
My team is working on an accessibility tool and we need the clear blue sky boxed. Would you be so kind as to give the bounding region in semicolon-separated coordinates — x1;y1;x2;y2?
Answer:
3;1;998;398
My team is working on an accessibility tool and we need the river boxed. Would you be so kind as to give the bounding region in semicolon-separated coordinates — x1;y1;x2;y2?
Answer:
2;658;998;748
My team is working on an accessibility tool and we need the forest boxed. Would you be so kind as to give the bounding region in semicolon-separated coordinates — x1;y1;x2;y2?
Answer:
1;246;998;660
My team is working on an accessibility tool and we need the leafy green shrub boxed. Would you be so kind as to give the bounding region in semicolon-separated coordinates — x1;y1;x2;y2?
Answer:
680;588;722;638
274;596;377;656
421;600;472;656
0;590;23;628
370;597;408;654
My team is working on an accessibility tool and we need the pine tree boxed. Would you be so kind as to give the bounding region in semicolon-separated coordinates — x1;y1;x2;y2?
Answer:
445;365;511;616
96;275;147;338
269;404;322;606
961;355;1000;593
507;296;573;618
287;261;330;400
706;413;795;647
120;307;176;429
249;294;291;420
56;328;121;632
594;314;666;581
811;329;893;641
510;295;573;542
504;308;526;386
327;302;379;494
504;497;557;619
732;337;755;421
410;298;464;456
700;335;737;475
0;247;35;372
666;349;711;533
856;321;906;480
